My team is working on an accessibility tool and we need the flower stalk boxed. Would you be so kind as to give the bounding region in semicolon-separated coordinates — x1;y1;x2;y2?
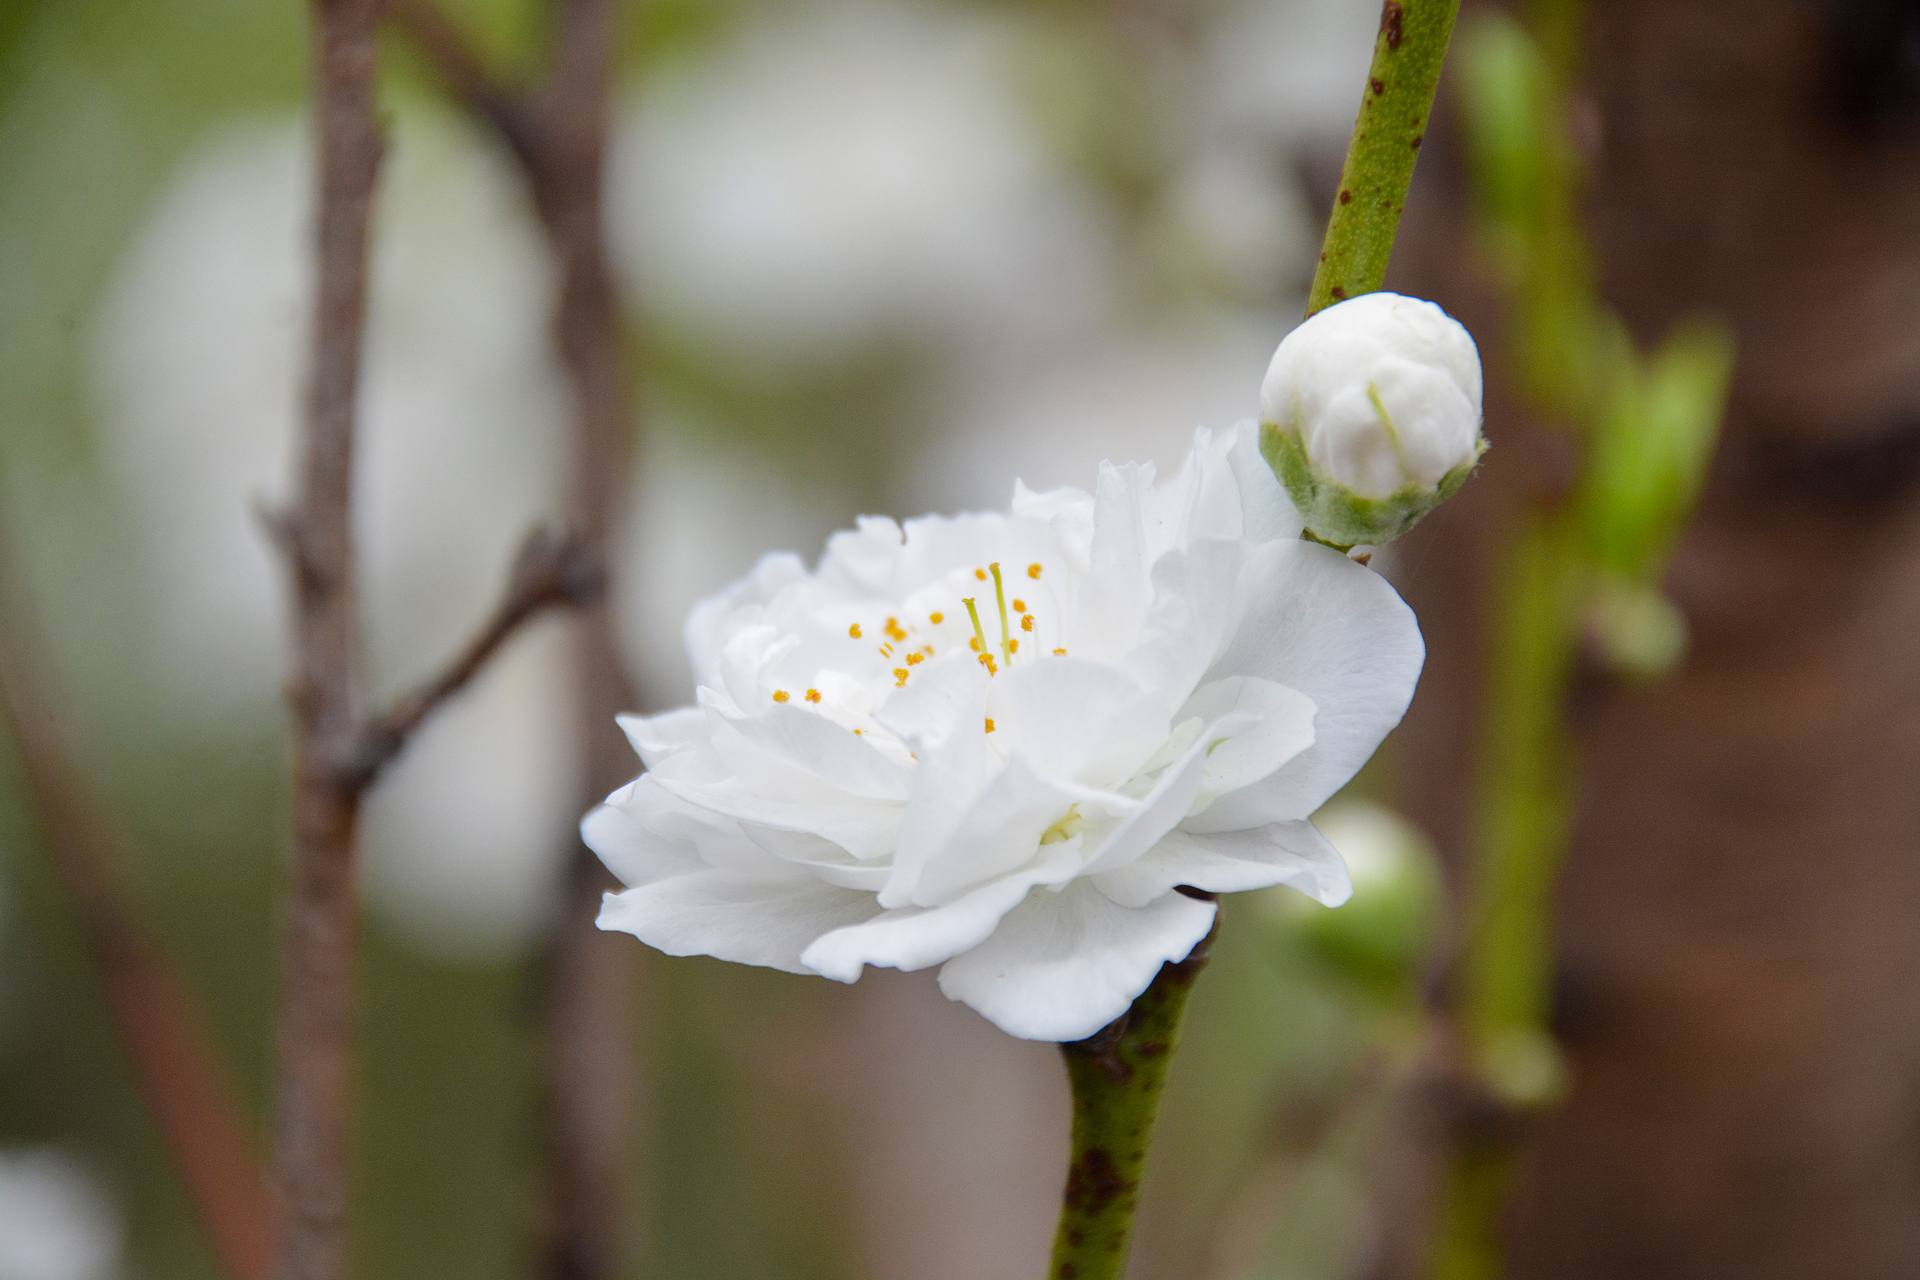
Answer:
1307;0;1464;314
1050;924;1214;1280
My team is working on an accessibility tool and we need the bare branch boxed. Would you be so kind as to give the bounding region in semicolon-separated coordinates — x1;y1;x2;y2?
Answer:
0;543;271;1280
388;5;642;1274
381;0;539;166
351;526;604;783
270;1;382;1277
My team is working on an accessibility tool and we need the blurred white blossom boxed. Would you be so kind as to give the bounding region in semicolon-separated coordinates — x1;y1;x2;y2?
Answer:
90;115;565;722
610;0;1118;372
1204;0;1386;150
0;1150;120;1280
86;115;568;955
908;309;1291;512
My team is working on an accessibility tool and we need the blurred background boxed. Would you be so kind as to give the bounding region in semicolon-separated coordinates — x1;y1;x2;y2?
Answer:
1;0;1917;1276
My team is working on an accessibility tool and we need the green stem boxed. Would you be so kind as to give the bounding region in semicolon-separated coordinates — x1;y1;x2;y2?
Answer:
1307;0;1464;314
1428;516;1580;1280
1048;925;1214;1280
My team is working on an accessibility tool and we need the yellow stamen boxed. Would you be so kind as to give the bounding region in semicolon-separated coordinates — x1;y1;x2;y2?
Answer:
1008;638;1020;654
1020;614;1035;633
885;616;908;642
1052;646;1067;656
905;652;924;666
879;643;894;658
1012;598;1027;613
929;611;945;625
984;717;997;734
989;563;1012;665
772;690;790;703
853;727;864;736
974;567;988;581
978;653;998;675
968;636;982;652
848;623;862;639
1027;562;1043;579
963;597;993;673
804;688;821;703
893;667;911;687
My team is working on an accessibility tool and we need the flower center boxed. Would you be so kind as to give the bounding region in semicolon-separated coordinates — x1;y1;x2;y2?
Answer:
785;558;1066;738
1040;805;1084;845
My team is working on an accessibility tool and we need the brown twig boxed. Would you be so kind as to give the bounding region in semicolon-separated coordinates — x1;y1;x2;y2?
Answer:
384;4;641;1274
0;539;271;1280
382;0;538;164
352;526;604;784
524;5;642;1276
270;6;603;1278
269;4;383;1278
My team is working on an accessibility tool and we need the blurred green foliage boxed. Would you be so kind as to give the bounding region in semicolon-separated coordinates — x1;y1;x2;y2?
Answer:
1432;9;1733;1278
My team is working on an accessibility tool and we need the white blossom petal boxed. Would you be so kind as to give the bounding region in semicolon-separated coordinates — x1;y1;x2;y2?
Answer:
984;658;1164;786
1189;540;1422;829
885;754;1105;908
684;551;809;688
1078;707;1260;876
1094;823;1350;908
936;882;1217;1041
1176;676;1317;798
800;839;1082;981
596;869;879;974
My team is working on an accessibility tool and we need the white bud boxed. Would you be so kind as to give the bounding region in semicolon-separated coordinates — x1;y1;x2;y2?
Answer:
1259;291;1485;545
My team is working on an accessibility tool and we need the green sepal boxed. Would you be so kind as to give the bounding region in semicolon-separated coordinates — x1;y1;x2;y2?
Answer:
1260;420;1484;549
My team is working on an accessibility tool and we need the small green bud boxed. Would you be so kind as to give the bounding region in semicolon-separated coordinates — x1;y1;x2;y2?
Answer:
1584;574;1687;681
1277;800;1445;998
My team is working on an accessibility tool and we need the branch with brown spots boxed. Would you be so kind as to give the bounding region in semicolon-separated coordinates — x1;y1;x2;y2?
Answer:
1049;922;1217;1280
1307;0;1463;314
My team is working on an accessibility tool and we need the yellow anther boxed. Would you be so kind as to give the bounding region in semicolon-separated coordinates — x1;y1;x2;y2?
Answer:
853;727;864;736
848;623;862;639
1008;638;1020;654
968;636;982;652
984;717;997;734
879;643;894;658
893;667;911;687
905;652;924;666
929;611;945;625
804;688;821;703
1020;614;1035;632
974;567;988;581
1012;598;1027;614
1052;646;1067;656
885;616;908;642
1027;562;1043;579
977;653;998;675
772;690;790;703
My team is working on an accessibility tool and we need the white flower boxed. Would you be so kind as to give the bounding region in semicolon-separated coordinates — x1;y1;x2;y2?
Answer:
583;426;1424;1041
1259;292;1485;546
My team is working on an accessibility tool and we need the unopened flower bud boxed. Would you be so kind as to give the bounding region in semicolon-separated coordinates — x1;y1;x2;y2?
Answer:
1260;292;1486;546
